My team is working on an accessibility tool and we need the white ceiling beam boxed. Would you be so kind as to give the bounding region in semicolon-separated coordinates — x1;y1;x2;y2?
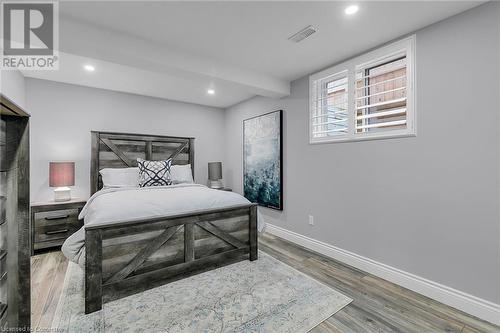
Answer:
21;52;256;108
59;18;290;99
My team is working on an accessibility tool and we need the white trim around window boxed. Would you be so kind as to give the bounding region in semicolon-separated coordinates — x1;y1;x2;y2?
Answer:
309;35;416;144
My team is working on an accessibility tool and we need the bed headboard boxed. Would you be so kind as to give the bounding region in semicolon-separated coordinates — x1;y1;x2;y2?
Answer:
90;131;195;195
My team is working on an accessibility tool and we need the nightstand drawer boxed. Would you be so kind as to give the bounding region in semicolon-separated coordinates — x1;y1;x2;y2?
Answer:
34;208;79;226
34;220;81;243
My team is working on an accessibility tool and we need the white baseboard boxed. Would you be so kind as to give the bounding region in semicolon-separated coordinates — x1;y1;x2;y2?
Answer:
265;223;500;326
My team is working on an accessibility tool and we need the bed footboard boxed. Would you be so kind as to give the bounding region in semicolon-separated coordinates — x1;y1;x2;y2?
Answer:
85;204;258;314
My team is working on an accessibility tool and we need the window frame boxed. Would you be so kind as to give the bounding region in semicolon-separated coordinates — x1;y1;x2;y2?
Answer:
309;35;416;144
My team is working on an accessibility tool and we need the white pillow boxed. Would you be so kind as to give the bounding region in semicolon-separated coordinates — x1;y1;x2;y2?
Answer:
99;167;139;188
170;164;194;184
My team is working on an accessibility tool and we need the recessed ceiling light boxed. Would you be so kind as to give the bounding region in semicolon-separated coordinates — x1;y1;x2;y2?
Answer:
84;64;95;72
345;5;359;15
207;89;215;95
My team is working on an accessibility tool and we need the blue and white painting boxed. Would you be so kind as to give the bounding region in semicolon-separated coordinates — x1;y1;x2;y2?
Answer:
243;110;283;210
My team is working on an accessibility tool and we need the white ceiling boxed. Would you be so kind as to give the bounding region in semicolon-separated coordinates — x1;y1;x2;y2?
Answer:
22;1;484;108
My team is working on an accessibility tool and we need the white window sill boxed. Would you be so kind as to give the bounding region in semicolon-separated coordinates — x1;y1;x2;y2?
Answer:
309;132;416;145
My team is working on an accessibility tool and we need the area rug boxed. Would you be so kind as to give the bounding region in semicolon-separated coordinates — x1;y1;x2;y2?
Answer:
52;252;352;333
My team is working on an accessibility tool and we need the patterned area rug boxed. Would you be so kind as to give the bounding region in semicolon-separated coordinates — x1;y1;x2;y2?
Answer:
52;252;352;332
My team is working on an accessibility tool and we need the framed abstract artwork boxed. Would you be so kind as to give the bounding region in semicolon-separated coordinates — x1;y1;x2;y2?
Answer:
243;110;283;210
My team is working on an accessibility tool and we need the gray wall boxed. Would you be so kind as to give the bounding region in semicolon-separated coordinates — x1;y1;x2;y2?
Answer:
1;70;26;108
26;78;226;202
224;2;500;303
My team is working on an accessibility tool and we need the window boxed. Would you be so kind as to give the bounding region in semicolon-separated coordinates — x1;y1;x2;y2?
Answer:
310;71;348;138
309;36;415;143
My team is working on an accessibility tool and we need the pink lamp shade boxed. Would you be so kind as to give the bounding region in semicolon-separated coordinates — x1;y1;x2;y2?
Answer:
49;162;75;187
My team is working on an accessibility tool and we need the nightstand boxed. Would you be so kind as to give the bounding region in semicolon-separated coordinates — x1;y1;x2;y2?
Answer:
30;199;86;255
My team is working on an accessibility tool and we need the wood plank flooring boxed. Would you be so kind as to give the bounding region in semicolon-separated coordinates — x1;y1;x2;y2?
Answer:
31;233;500;332
31;250;68;330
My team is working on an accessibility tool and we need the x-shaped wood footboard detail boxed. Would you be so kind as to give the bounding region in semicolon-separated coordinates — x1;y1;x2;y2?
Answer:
105;225;183;284
195;221;247;249
104;221;247;285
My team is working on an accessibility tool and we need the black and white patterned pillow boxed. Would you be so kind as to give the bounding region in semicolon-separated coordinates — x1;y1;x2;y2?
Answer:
137;158;172;187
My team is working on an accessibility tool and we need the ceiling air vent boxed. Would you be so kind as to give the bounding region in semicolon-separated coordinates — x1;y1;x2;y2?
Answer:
288;25;317;43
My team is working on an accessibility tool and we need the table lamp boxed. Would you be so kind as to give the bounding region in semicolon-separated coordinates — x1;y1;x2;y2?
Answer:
49;162;75;201
208;162;223;189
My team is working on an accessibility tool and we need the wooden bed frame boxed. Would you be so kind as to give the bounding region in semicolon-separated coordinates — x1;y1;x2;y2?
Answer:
85;131;258;314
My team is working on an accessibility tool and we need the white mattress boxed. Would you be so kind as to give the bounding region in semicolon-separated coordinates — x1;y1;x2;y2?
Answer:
61;184;262;266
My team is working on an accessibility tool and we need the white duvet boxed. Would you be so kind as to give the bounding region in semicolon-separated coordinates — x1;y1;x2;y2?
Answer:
62;184;263;266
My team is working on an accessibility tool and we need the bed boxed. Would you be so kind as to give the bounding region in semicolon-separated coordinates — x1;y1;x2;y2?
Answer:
68;131;258;314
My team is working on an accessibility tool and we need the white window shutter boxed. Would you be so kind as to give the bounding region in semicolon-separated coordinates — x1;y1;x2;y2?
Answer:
310;71;349;142
355;55;408;135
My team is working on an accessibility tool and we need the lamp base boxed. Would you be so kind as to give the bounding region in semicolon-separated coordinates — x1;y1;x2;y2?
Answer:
54;187;71;202
208;180;223;189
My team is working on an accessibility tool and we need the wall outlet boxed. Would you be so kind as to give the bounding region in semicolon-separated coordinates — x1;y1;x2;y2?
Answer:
308;215;314;226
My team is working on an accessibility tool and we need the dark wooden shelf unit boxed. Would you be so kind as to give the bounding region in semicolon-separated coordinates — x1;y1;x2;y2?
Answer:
0;94;30;331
